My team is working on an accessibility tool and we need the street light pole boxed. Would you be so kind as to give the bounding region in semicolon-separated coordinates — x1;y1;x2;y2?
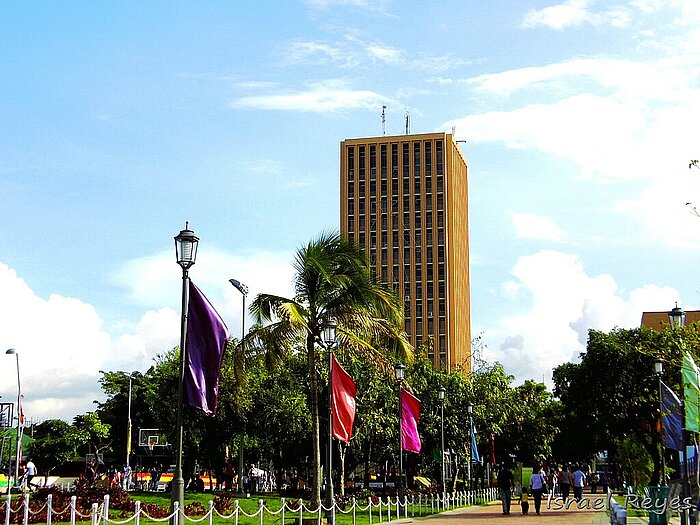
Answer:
467;403;473;490
439;386;446;495
121;371;139;468
668;303;688;524
5;349;21;484
395;363;405;503
171;223;199;518
323;320;337;525
229;279;248;494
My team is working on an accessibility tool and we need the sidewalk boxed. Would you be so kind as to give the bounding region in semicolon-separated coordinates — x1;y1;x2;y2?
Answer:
390;494;687;525
392;495;611;524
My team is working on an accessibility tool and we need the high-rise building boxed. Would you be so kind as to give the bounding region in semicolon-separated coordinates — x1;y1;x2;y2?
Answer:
340;132;471;372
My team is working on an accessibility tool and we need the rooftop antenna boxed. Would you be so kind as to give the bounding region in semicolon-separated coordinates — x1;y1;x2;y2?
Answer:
451;126;456;136
405;112;410;135
381;105;386;136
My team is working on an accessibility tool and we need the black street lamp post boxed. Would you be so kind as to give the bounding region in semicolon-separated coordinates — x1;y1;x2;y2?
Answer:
171;223;199;518
323;319;337;525
668;303;689;524
654;359;666;487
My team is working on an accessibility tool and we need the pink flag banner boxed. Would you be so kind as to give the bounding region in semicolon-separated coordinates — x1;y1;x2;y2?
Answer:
401;387;422;453
331;354;356;443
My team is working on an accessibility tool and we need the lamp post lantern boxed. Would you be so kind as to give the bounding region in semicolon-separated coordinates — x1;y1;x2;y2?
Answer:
439;386;446;496
669;303;686;329
654;359;667;486
171;223;199;517
395;363;405;502
229;278;248;494
323;319;337;525
5;348;21;484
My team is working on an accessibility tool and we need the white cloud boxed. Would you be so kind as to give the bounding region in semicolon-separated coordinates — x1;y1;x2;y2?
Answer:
0;264;111;421
512;212;568;241
286;41;346;65
0;248;297;422
444;50;700;247
484;250;681;385
366;45;402;64
522;0;592;30
109;247;296;339
231;79;392;112
521;0;636;30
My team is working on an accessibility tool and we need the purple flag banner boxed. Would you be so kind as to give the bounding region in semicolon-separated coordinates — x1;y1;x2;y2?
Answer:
401;387;421;453
185;280;228;416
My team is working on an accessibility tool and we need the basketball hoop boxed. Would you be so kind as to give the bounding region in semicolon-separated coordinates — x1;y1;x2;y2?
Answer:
148;442;156;452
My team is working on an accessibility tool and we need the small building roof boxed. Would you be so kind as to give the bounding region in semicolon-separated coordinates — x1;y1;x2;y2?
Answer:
641;310;700;329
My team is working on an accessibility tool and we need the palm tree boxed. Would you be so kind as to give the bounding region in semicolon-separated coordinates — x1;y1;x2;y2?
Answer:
247;231;412;508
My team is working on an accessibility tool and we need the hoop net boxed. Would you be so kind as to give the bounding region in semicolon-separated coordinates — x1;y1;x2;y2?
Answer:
148;442;156;452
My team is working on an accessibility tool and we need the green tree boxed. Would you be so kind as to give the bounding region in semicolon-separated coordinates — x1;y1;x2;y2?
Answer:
29;420;79;477
552;325;700;485
247;232;412;507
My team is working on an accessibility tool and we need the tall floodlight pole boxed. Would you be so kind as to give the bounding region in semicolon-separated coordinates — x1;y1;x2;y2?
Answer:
229;278;248;494
323;320;337;525
5;349;21;484
395;363;405;503
171;223;199;519
439;386;446;495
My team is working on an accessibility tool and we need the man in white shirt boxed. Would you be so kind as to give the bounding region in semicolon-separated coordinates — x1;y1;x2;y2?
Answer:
25;459;37;491
572;466;586;501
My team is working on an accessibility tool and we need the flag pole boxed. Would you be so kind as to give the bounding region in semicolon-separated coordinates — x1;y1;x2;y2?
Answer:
395;363;405;504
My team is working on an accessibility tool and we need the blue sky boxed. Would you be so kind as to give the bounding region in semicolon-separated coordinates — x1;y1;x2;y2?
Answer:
2;0;700;421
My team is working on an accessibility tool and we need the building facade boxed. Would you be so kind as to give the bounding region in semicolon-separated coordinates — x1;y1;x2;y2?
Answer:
339;132;471;372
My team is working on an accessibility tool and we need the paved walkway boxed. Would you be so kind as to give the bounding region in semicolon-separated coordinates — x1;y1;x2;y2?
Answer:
386;494;690;525
393;495;612;524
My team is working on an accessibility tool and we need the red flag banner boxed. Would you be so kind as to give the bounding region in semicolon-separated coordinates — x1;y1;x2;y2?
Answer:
331;354;356;443
401;387;421;453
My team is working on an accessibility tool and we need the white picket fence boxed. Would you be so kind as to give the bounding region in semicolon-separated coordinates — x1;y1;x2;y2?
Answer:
2;488;498;525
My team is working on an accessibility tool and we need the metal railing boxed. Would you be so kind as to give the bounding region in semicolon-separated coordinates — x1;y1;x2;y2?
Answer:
1;488;499;525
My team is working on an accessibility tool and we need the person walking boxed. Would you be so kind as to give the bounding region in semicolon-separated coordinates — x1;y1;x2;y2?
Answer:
25;459;37;491
572;465;586;501
122;464;132;490
529;465;548;515
561;464;573;501
497;463;515;515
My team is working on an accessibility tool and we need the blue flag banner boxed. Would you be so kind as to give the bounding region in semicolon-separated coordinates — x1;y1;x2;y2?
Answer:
471;419;480;463
185;281;229;416
660;380;684;451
